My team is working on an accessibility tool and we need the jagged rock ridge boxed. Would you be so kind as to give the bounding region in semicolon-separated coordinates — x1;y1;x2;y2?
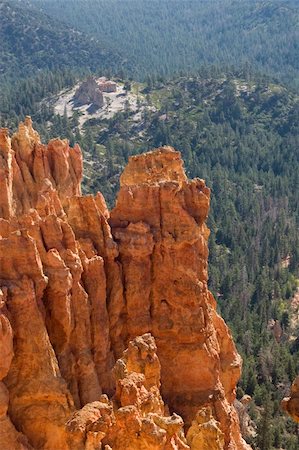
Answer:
0;117;251;449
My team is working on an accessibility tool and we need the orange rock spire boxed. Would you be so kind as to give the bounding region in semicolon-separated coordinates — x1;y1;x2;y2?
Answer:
0;119;251;449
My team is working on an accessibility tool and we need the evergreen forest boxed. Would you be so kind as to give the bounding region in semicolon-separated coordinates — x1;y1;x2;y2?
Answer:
29;0;299;88
1;0;299;448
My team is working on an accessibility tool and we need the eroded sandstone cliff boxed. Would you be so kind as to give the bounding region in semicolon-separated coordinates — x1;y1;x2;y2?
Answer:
0;118;250;449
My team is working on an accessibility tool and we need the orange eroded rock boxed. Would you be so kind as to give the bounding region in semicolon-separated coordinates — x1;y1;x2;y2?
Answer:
110;148;250;449
103;333;189;450
0;288;33;449
281;376;299;423
0;119;251;449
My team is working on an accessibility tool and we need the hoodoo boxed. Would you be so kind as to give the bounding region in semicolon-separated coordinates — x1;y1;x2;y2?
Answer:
0;118;250;449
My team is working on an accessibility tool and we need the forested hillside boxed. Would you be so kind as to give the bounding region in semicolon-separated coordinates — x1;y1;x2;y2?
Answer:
1;0;299;447
29;0;299;87
0;0;126;83
39;74;298;448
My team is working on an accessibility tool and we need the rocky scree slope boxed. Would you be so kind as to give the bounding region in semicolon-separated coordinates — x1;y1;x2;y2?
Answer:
0;117;250;449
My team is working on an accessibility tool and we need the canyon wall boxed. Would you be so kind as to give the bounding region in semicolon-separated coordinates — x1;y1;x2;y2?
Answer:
0;117;250;449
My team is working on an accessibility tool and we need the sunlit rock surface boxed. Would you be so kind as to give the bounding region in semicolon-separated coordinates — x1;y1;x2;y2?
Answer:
0;118;250;449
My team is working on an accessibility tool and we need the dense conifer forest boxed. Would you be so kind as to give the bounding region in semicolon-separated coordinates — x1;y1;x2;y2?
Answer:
1;0;299;448
29;0;299;88
0;1;126;83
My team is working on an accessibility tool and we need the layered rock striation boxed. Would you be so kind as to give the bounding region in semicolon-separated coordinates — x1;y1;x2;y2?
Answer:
0;118;250;449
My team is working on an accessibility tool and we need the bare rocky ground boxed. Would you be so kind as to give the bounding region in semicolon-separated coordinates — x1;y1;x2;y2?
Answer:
53;79;151;128
290;287;299;341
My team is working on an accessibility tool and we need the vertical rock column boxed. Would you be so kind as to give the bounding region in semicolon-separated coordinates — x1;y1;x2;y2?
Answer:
0;119;250;449
110;147;250;449
0;129;14;219
0;119;113;448
0;288;32;450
